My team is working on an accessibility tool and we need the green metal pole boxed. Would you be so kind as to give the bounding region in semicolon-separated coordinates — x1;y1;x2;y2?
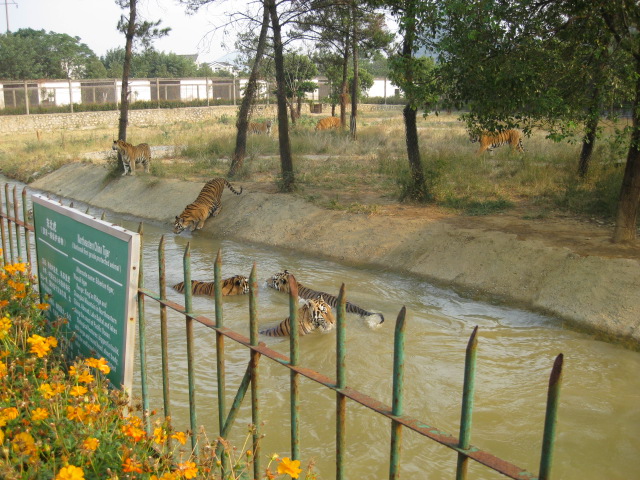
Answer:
158;236;171;423
12;187;22;261
389;306;407;480
456;326;479;480
214;250;226;437
137;223;150;436
539;353;564;480
5;184;14;262
249;263;261;479
183;243;198;454
0;185;7;265
21;188;32;269
289;273;300;461
336;283;347;480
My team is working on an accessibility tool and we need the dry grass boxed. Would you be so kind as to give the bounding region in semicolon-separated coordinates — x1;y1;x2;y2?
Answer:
0;110;627;220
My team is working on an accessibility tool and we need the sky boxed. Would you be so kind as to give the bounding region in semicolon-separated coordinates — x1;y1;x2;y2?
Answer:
3;0;250;64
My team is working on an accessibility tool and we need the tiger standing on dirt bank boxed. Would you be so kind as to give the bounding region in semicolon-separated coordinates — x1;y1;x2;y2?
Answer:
173;177;243;233
112;139;152;175
470;129;524;154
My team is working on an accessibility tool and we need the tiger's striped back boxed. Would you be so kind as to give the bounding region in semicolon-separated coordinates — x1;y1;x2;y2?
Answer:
112;139;152;175
259;297;336;337
173;177;242;233
172;275;249;296
266;270;384;326
249;120;272;135
315;116;341;131
470;129;524;154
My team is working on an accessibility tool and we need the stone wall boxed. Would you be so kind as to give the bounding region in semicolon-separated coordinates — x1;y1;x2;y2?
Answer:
0;103;402;134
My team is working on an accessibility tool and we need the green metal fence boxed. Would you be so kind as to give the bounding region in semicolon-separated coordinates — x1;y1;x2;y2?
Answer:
1;184;563;480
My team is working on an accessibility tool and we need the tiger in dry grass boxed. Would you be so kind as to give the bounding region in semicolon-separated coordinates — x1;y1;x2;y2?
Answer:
315;116;341;131
172;275;249;296
249;120;272;135
260;297;336;337
112;139;152;175
470;129;524;154
266;270;384;327
173;177;243;234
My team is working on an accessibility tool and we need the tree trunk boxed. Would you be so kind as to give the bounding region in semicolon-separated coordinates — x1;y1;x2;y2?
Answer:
228;2;270;178
613;60;640;243
268;0;294;192
578;87;601;178
339;32;349;129
349;1;358;140
118;0;137;142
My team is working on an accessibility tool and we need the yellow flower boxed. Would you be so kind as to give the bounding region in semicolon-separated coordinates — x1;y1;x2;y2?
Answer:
77;371;94;384
0;316;11;339
153;427;167;445
0;362;7;378
122;457;143;473
81;437;99;451
85;357;110;374
27;334;53;358
277;457;302;479
170;431;187;445
12;431;37;457
70;385;88;397
2;407;18;421
55;465;85;480
31;407;49;421
177;461;198;479
66;406;87;422
0;429;4;444
151;474;177;480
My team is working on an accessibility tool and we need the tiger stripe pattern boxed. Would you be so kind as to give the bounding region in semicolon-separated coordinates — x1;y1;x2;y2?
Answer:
470;129;524;154
112;139;152;175
315;116;341;131
266;270;384;326
172;275;249;297
173;177;242;234
249;120;272;135
260;297;336;337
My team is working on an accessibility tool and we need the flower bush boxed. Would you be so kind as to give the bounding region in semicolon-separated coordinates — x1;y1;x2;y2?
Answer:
0;254;316;480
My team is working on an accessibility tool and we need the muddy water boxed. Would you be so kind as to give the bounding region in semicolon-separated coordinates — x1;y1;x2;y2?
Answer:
8;179;639;480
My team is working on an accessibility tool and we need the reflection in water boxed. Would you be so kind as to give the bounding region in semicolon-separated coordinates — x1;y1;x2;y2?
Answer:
9;180;640;480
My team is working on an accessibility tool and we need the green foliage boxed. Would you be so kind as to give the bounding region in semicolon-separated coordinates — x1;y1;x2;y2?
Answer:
101;47;204;78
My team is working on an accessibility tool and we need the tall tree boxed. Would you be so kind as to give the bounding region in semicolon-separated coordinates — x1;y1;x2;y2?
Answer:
283;52;318;123
115;0;169;142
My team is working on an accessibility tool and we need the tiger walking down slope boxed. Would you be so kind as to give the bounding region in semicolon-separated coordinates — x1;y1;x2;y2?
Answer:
266;270;384;328
172;275;249;296
249;120;272;135
470;129;524;154
173;177;243;234
112;139;152;175
260;297;336;337
315;116;341;131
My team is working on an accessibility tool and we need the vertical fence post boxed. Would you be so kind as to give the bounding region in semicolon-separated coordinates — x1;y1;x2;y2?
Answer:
456;326;479;480
4;184;14;262
21;188;32;269
137;223;150;436
288;274;300;461
12;187;22;261
539;353;564;480
158;236;171;421
336;283;347;480
0;186;6;264
389;306;407;480
182;243;198;454
214;250;226;437
248;263;261;479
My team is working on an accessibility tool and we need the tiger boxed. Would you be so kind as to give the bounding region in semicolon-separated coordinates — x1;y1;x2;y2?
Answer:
315;116;341;131
112;139;152;176
249;120;272;135
266;270;384;327
172;275;249;296
470;129;524;154
173;177;243;234
260;297;336;337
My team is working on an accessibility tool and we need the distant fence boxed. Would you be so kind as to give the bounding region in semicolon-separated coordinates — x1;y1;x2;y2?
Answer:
1;182;565;480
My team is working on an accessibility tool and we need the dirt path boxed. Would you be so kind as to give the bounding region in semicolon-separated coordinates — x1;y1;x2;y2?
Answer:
30;163;640;349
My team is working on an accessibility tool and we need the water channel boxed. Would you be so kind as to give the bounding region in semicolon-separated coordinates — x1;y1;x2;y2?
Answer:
11;181;640;479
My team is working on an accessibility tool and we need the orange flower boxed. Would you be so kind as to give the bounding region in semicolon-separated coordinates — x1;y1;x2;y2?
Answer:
12;431;37;457
85;357;110;375
153;427;167;445
177;461;198;479
277;457;302;479
70;385;88;397
31;407;49;421
0;300;7;308
122;457;144;473
66;406;87;422
77;371;94;384
36;303;50;310
81;437;99;451
122;424;146;442
0;362;6;379
171;431;187;445
55;464;85;480
27;334;56;358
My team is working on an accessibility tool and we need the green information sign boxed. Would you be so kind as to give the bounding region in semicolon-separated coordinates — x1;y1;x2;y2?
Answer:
32;195;140;392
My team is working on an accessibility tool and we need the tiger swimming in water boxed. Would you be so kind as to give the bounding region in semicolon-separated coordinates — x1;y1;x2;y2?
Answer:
266;270;384;327
260;297;336;337
112;139;152;175
470;129;524;154
172;275;249;296
173;178;243;234
249;120;272;135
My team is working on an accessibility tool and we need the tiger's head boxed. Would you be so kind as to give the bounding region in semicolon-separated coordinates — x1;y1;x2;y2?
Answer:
468;132;480;144
173;216;187;234
112;139;127;151
305;296;335;332
222;275;250;295
266;270;292;293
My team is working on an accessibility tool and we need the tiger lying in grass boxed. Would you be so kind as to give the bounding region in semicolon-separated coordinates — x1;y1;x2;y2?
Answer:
469;129;524;154
173;177;243;234
249;120;272;135
260;297;336;337
315;116;341;131
112;139;151;175
266;270;384;328
172;275;249;296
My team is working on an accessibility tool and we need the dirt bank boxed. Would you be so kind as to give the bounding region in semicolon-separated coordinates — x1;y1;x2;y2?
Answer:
31;163;640;348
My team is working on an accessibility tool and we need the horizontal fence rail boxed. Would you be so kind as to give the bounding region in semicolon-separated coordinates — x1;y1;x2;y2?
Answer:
0;184;564;479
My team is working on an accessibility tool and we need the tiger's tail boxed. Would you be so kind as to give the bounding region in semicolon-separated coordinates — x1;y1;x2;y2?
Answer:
223;179;243;195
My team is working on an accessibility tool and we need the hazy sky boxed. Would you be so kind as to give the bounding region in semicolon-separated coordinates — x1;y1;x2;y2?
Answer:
3;0;249;64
